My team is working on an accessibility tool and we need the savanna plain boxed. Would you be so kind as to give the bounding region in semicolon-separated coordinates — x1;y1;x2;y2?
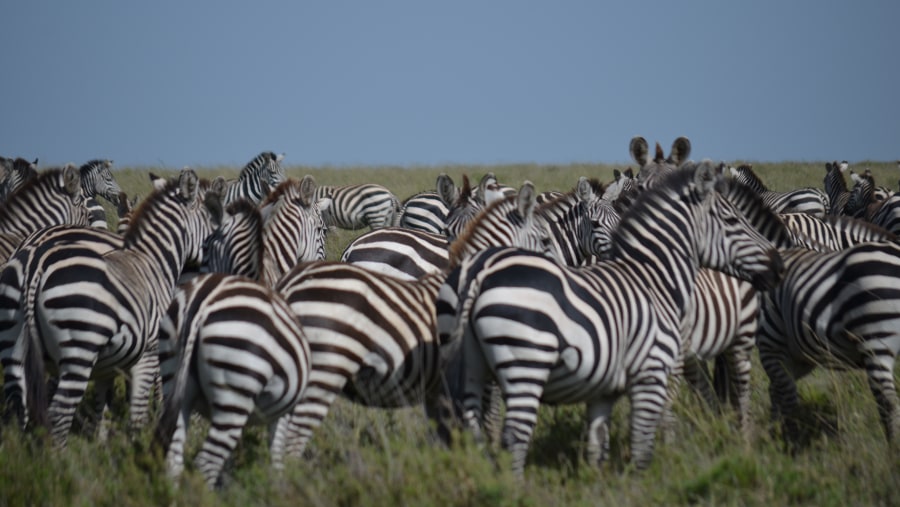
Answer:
1;160;898;506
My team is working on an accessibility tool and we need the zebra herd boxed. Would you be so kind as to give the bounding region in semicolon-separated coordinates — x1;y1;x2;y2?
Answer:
0;142;898;488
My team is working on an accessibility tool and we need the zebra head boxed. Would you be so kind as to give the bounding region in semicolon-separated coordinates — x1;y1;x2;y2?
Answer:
259;151;287;189
601;167;635;202
441;174;481;241
295;174;331;262
630;136;691;190
576;176;621;259
689;161;786;290
203;198;265;280
79;159;122;203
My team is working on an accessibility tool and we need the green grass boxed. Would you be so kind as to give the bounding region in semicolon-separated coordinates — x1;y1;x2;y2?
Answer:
3;161;899;506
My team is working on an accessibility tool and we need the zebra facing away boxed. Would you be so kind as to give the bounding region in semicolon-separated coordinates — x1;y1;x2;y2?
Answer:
0;164;90;261
444;162;787;476
273;181;554;459
629;135;692;189
757;241;900;447
223;151;286;206
313;182;401;231
154;273;312;489
397;189;449;235
18;169;223;448
727;164;828;217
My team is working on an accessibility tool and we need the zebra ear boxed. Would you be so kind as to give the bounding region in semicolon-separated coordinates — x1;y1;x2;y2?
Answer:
178;168;200;200
62;163;82;196
299;174;317;205
517;181;537;219
669;137;692;166
613;169;621;180
624;167;634;178
436;173;457;206
629;136;649;167
576;176;594;202
149;172;168;191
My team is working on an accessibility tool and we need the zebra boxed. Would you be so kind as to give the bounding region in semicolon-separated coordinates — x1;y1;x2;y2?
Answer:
273;180;557;459
630;136;692;189
258;176;331;286
154;273;311;488
340;227;450;281
397;190;449;235
824;160;853;216
313;182;401;231
0;164;90;261
78;159;123;229
115;192;140;234
757;240;900;447
728;164;829;217
0;156;38;200
14;168;223;448
869;192;900;235
601;167;635;202
443;162;787;476
223;151;286;206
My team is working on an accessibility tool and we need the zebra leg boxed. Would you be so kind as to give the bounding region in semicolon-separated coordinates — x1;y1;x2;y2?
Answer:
283;383;343;459
84;379;113;442
758;346;813;447
683;354;719;411
0;319;28;428
268;415;290;474
49;360;99;449
496;366;551;479
481;382;503;448
460;335;491;444
164;381;198;483
585;398;615;467
628;372;670;470
723;345;755;440
128;349;159;435
862;351;900;443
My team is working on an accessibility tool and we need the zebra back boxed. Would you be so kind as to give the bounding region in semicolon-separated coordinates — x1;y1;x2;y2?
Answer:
224;151;285;205
397;190;448;234
780;213;898;251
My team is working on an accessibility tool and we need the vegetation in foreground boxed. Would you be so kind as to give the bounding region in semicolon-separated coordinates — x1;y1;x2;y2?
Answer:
1;160;898;506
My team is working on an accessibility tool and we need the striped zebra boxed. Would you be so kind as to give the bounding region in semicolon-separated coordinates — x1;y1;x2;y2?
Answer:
115;192;140;234
728;164;829;217
0;156;38;200
397;189;449;235
757;240;900;446
340;227;450;281
154;273;311;488
444;162;787;476
258;176;331;286
273;181;557;458
16;168;223;448
223;151;286;205
824;160;853;216
630;136;692;189
313;182;400;231
601;167;635;202
0;164;90;261
869;192;900;235
78;159;123;229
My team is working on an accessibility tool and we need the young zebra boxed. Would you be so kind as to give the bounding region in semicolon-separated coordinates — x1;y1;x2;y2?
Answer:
274;183;556;458
154;273;311;489
223;151;286;206
0;156;38;200
0;164;90;261
728;164;828;217
445;162;786;476
313;182;400;231
18;169;223;448
77;159;123;229
629;136;692;189
757;240;900;447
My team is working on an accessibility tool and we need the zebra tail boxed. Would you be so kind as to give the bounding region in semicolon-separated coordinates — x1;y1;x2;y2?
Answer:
712;355;731;405
23;271;49;430
444;266;485;408
152;309;203;454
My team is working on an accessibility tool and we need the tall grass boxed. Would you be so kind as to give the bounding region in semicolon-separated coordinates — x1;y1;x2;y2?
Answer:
3;161;898;506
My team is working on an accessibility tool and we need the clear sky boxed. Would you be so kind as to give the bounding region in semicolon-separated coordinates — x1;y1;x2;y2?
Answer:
2;1;897;169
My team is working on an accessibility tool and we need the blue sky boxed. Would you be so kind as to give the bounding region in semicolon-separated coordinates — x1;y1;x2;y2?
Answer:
2;2;897;168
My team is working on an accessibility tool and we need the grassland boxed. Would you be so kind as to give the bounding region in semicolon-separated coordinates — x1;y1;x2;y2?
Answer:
1;160;898;506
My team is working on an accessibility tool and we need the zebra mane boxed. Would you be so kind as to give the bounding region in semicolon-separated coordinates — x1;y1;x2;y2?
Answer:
239;151;279;179
260;178;309;208
225;198;266;277
825;162;849;192
447;192;525;265
721;175;795;248
730;164;768;191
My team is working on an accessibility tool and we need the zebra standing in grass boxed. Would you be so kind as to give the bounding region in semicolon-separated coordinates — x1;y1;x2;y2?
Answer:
313;182;400;231
0;156;38;200
757;240;900;447
444;163;787;476
78;159;123;229
16;169;223;448
155;272;311;488
0;164;90;261
728;164;829;217
275;182;556;458
223;151;286;206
